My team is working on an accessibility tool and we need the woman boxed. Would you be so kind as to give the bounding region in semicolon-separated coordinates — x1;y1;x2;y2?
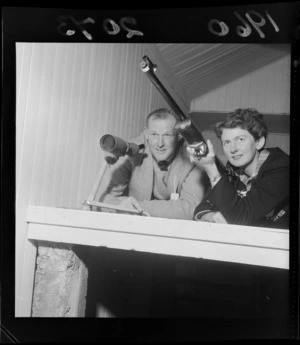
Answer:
187;108;289;229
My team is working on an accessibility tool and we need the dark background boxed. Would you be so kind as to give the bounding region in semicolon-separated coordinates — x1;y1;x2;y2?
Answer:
1;1;299;342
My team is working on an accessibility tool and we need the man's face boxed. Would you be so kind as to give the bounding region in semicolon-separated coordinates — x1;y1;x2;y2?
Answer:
145;116;178;162
221;127;264;175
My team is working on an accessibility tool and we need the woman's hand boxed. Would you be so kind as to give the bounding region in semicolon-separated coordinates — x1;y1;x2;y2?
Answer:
200;211;227;223
186;140;222;186
186;139;216;169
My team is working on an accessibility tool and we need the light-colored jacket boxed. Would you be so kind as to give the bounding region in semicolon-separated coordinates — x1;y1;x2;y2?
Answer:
98;134;208;220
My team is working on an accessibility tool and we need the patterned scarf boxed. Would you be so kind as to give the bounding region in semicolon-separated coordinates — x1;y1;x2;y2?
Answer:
226;149;270;198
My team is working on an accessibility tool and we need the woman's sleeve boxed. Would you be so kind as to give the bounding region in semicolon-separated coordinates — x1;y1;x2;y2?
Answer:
194;160;289;225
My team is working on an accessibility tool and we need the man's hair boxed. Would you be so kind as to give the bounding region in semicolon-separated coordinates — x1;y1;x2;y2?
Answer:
214;108;268;141
146;108;178;127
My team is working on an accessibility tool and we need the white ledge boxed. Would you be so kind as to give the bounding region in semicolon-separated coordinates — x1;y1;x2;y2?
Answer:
26;206;289;269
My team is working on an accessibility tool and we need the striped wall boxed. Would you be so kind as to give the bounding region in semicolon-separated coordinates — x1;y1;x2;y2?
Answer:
191;55;290;114
15;43;172;314
190;55;290;158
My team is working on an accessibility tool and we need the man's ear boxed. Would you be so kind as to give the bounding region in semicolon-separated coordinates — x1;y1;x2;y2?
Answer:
256;136;266;150
177;131;182;141
143;126;148;141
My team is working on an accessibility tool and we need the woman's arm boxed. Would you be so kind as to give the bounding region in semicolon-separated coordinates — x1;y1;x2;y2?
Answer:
195;162;289;226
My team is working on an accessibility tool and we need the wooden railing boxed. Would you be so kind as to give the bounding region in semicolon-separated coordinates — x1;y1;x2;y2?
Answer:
17;206;289;317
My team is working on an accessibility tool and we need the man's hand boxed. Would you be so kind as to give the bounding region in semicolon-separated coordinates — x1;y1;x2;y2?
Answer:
118;196;149;215
200;211;227;223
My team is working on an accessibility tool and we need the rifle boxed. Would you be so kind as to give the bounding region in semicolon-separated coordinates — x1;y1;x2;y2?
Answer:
140;56;226;174
140;55;208;159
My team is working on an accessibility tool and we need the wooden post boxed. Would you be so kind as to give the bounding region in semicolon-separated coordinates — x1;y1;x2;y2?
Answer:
83;161;108;210
17;238;37;317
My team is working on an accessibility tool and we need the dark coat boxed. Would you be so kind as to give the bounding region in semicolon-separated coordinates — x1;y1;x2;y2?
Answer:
194;148;289;229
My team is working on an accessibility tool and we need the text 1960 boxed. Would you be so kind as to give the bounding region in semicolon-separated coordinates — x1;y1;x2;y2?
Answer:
208;10;279;38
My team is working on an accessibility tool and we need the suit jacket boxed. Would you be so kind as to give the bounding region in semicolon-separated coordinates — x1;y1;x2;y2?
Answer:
98;134;209;220
194;147;289;229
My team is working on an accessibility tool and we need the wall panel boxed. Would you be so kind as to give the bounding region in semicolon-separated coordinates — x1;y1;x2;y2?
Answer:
190;56;290;160
191;56;290;115
15;43;168;314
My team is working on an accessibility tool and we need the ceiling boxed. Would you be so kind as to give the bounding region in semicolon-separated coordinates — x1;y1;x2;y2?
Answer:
154;43;290;104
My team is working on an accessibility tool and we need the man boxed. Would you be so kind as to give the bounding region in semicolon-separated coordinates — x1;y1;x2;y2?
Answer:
98;108;209;220
91;108;209;317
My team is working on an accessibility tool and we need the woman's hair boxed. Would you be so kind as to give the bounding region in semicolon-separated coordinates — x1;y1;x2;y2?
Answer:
146;108;178;127
214;108;268;141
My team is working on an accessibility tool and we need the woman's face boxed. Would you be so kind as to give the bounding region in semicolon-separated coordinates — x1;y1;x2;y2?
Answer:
221;127;265;175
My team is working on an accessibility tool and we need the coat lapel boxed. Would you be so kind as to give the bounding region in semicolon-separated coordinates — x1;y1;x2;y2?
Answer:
167;145;194;194
129;145;154;201
129;140;194;200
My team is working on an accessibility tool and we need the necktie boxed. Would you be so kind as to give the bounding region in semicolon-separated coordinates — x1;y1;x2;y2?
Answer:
157;161;169;171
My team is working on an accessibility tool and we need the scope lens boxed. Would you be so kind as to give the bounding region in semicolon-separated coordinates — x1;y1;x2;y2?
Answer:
100;135;116;152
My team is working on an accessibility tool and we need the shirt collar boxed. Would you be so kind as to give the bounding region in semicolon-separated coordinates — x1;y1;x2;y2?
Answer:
226;149;270;185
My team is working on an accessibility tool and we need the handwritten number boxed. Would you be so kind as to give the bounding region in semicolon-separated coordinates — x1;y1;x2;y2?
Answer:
57;16;94;40
75;17;95;40
69;16;94;40
234;12;252;37
57;16;74;36
208;10;280;38
81;17;96;25
66;30;76;36
58;15;143;39
245;11;266;38
208;19;229;36
103;17;143;38
119;17;144;38
103;19;120;35
57;11;279;40
265;10;280;32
